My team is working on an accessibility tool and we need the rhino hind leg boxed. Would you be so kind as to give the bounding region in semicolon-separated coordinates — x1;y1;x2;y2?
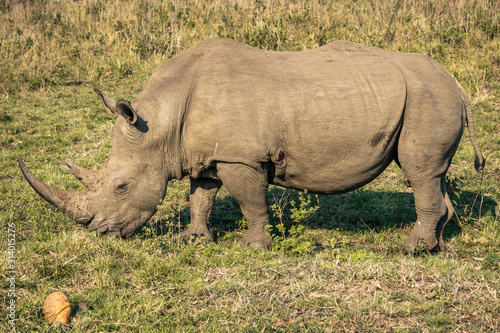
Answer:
401;175;452;253
181;177;222;243
217;163;274;249
398;134;459;253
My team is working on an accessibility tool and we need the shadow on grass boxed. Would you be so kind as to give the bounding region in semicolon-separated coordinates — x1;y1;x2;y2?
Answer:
142;186;497;245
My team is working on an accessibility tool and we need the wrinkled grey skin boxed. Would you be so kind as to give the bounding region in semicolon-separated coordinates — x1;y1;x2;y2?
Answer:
19;39;484;252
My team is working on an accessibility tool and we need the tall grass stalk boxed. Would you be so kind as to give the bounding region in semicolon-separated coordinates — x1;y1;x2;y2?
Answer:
1;0;499;95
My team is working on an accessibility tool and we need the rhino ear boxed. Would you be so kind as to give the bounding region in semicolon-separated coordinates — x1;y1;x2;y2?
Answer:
115;100;137;125
94;88;137;125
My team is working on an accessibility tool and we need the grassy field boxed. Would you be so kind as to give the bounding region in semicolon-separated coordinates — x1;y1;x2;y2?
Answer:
1;0;499;331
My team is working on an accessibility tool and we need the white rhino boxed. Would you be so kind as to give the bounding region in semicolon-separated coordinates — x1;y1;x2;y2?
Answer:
19;39;484;252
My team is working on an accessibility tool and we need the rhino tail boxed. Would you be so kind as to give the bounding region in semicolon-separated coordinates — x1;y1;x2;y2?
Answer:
455;79;485;173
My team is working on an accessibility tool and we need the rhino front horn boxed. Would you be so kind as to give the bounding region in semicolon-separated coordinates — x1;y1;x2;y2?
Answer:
18;157;93;225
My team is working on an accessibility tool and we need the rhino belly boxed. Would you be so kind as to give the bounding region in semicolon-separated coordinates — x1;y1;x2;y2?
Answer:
269;123;402;194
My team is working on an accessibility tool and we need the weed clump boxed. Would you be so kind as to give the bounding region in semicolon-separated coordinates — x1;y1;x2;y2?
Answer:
268;191;320;255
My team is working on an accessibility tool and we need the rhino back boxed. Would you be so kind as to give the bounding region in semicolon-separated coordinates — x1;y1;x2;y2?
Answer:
178;40;406;193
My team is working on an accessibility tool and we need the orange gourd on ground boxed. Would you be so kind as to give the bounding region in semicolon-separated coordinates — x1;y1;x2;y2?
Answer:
42;292;71;325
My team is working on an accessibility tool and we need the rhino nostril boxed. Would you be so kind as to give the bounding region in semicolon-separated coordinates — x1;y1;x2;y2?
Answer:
78;215;94;226
88;215;105;230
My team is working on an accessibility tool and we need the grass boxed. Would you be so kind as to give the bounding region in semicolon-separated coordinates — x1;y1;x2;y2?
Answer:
1;0;499;331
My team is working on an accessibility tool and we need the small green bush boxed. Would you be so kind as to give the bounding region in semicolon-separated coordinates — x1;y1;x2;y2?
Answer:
268;191;319;255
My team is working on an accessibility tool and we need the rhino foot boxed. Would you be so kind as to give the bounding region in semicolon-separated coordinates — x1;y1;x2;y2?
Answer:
402;224;441;254
402;239;445;254
181;226;214;244
239;233;274;249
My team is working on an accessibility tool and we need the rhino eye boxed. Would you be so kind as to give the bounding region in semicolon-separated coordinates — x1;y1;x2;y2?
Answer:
115;183;129;194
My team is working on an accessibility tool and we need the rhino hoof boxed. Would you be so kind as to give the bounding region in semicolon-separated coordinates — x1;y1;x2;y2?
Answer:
239;234;274;249
402;240;442;254
180;229;214;244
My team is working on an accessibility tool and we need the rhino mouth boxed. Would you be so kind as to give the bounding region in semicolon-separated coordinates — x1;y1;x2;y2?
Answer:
86;215;123;236
88;215;142;237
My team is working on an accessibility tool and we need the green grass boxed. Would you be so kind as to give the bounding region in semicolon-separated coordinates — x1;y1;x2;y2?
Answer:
1;0;499;331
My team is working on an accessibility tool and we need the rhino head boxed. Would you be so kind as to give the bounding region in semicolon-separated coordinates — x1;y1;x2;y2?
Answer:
18;89;171;237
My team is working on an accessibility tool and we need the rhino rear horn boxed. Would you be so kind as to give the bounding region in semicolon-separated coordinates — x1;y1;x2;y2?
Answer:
65;159;101;191
94;88;137;125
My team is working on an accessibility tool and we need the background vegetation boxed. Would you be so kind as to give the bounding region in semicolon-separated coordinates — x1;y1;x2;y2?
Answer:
1;0;499;331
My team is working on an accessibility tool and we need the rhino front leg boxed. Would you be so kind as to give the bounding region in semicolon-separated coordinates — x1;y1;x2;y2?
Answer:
217;163;273;249
181;177;222;243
